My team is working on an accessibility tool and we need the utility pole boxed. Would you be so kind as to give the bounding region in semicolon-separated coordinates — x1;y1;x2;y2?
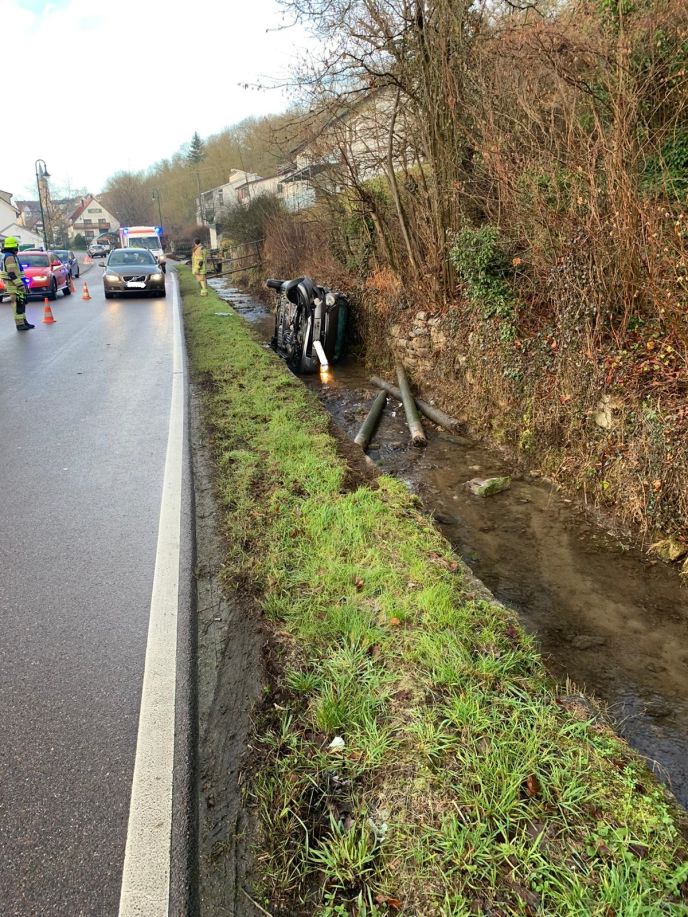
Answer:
196;171;204;225
151;188;164;250
35;159;50;251
151;189;164;232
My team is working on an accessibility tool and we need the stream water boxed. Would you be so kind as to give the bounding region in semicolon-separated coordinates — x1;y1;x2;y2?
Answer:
210;279;688;808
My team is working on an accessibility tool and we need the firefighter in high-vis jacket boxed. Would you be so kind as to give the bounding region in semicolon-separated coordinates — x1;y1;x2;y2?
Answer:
191;238;208;296
0;237;34;331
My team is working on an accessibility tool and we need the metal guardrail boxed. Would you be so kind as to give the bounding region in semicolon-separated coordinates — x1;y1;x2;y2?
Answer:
170;239;264;275
209;239;263;277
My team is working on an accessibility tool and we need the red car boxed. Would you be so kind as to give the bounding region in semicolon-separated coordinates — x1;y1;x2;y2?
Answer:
18;250;71;300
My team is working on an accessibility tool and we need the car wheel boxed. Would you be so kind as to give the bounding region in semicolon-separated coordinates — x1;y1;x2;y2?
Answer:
104;291;112;299
62;283;72;296
74;266;80;278
162;264;166;274
48;280;57;301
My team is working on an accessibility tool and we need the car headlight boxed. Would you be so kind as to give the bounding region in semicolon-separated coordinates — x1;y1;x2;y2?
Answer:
34;275;48;281
104;273;120;282
150;273;163;281
325;292;336;306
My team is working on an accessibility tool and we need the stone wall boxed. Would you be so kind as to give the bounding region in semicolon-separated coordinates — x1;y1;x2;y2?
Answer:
388;310;448;372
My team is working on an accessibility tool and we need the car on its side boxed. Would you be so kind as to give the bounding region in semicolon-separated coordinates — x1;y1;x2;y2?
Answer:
18;250;71;300
103;248;166;298
53;249;80;278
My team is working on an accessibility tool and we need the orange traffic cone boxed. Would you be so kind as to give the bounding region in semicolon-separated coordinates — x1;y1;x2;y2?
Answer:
84;255;92;265
82;282;91;301
42;298;56;324
69;276;76;294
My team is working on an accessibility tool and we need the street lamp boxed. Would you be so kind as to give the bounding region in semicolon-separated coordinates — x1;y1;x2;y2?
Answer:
34;159;50;251
151;189;163;230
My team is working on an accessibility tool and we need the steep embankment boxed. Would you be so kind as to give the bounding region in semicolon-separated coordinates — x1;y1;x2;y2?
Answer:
181;266;688;916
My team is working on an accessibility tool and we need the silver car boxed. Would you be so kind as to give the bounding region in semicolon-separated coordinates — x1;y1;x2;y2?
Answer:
103;248;166;298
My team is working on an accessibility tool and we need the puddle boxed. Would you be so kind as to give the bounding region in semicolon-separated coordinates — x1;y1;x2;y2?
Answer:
210;279;688;807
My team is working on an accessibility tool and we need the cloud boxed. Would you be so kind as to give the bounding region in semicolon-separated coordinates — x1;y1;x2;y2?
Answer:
2;0;306;197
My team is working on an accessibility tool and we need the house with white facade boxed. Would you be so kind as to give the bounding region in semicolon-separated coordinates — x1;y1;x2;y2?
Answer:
0;190;43;248
195;89;403;246
68;194;119;242
196;169;262;226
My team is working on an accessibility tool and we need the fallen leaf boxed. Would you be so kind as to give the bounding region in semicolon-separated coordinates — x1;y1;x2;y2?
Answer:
524;774;541;797
374;893;402;911
627;843;648;859
389;617;401;626
354;577;364;591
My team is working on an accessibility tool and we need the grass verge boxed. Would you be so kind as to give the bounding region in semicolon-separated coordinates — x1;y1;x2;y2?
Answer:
180;266;688;916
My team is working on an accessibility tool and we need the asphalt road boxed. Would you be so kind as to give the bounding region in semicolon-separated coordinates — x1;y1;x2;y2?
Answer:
0;258;194;916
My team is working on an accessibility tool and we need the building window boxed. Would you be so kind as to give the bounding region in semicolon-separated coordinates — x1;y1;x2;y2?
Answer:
84;218;92;224
87;207;102;213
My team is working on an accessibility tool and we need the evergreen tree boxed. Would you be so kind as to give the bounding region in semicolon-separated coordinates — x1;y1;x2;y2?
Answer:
187;131;206;165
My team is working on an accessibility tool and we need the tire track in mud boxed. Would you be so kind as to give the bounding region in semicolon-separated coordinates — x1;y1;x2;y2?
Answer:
192;389;264;916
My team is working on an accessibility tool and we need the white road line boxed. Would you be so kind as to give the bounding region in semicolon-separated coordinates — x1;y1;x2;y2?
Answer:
118;273;184;917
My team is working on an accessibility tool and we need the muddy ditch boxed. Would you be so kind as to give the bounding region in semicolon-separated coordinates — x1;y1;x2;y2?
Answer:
208;278;688;809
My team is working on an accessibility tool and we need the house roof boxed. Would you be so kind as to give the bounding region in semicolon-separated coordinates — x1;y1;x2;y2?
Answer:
69;194;97;222
281;162;331;184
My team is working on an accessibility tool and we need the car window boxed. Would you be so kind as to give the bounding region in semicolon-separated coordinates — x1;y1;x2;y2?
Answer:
108;250;155;266
20;254;50;267
132;238;160;251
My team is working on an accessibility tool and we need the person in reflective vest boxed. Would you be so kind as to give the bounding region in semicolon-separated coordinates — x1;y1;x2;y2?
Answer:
0;237;34;331
191;238;208;296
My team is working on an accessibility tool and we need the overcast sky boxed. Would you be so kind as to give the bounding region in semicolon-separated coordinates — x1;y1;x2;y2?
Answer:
2;0;307;201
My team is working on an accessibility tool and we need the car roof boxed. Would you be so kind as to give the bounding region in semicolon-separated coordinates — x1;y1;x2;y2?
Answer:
109;247;152;254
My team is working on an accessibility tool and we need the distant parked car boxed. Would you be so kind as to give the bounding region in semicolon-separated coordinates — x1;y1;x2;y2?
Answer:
53;249;80;278
18;250;72;300
103;247;166;298
88;241;109;259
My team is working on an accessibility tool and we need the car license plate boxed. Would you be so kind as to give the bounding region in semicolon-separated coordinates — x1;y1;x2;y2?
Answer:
126;281;146;289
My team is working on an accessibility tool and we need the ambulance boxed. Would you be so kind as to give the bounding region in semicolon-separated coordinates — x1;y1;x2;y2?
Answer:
118;226;166;272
